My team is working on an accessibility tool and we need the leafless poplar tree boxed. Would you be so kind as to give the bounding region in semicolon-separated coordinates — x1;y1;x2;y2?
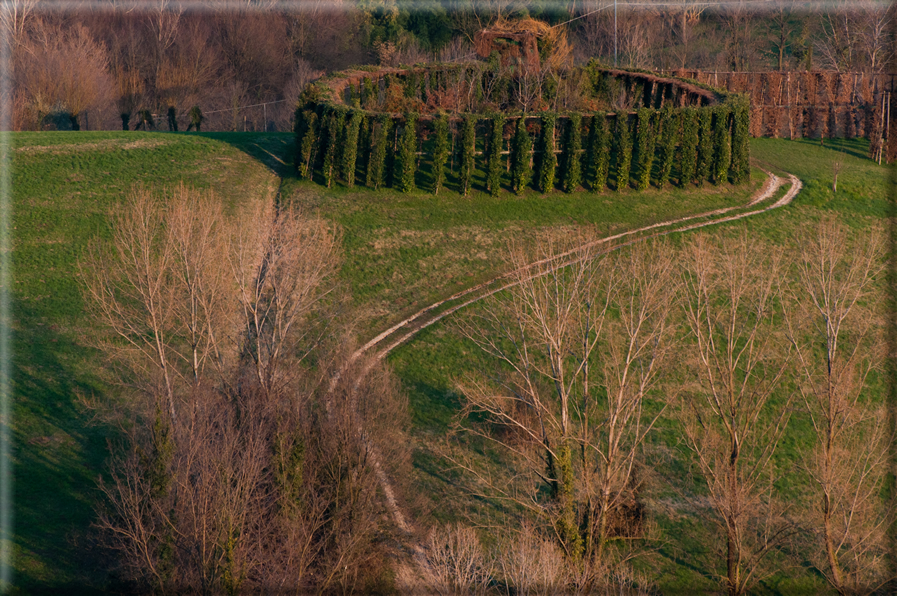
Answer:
678;233;794;596
455;239;674;581
87;185;399;594
785;219;892;595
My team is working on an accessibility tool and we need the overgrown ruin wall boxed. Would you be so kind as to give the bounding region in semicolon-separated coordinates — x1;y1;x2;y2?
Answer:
666;70;894;157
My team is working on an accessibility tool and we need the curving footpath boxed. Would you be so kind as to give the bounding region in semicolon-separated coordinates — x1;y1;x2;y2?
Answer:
335;168;802;589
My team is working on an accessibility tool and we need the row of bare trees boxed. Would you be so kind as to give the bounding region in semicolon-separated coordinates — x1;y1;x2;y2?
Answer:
574;0;894;73
83;186;408;594
448;220;890;595
6;1;894;131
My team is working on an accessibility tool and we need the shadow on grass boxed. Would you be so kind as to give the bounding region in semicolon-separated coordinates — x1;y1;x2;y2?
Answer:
13;303;118;594
192;132;297;180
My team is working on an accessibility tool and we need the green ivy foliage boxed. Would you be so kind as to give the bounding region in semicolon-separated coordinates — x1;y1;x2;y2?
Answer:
537;113;557;193
656;107;678;189
679;108;698;186
296;110;319;180
586;114;610;191
695;108;713;185
367;114;391;190
432;115;450;194
486;114;506;197
322;107;345;188
614;114;632;191
730;100;751;183
711;106;731;185
396;112;419;193
459;115;477;196
357;114;371;182
511;117;532;194
341;110;363;188
561;113;582;193
633;107;656;191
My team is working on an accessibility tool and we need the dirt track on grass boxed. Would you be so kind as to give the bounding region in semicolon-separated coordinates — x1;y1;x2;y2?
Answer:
338;168;802;591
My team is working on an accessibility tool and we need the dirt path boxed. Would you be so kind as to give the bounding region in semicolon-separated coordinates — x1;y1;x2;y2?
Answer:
341;169;802;591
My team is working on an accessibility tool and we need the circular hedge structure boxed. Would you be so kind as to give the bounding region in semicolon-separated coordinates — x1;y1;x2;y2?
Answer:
293;61;750;196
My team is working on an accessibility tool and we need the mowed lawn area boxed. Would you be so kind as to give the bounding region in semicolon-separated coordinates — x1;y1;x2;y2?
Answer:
11;130;887;593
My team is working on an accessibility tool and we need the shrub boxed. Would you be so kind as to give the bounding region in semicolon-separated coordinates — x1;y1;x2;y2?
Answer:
656;107;677;189
367;114;392;190
633;107;656;191
711;106;731;185
341;110;364;188
486;114;506;196
679;108;698;186
166;106;178;132
561;113;582;193
586;114;610;191
730;100;750;183
432;115;450;195
296;110;320;180
695;108;713;185
510;117;532;194
537;113;557;193
187;106;203;132
459;115;477;195
396;112;419;193
321;107;346;188
614;113;632;191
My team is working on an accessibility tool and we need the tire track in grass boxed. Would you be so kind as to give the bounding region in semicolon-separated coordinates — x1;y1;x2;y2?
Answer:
336;168;801;591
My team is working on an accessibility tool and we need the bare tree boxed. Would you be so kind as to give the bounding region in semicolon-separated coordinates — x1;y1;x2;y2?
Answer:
425;524;491;596
493;524;567;596
785;219;892;595
678;233;794;596
665;0;708;69
88;185;398;594
455;239;674;574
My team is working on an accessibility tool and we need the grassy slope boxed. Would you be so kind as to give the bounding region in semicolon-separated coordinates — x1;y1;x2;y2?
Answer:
16;130;887;594
12;131;281;593
385;137;890;595
284;163;766;339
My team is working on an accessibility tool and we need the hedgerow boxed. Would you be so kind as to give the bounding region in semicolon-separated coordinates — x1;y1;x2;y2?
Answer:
679;108;698;186
656;107;677;189
537;113;557;193
367;114;391;190
695;108;713;185
487;114;506;196
342;109;363;188
459;114;477;195
432;115;450;194
711;106;731;185
295;63;749;195
633;107;656;191
586;114;610;191
561;113;582;193
614;114;632;191
396;112;419;193
511;117;532;194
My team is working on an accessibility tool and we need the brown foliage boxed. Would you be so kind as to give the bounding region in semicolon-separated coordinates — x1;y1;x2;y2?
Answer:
785;219;892;596
678;233;794;596
86;185;403;594
15;20;113;129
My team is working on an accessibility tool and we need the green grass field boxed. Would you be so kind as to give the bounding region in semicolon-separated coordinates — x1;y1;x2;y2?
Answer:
10;130;890;593
385;136;891;595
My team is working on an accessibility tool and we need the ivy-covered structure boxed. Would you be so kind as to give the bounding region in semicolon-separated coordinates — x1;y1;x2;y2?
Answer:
294;60;751;196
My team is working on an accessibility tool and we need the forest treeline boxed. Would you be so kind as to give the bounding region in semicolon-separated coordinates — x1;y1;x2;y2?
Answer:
5;0;893;132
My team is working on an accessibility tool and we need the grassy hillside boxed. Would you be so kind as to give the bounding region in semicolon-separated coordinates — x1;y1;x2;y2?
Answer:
11;132;282;593
13;130;888;593
384;137;890;595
